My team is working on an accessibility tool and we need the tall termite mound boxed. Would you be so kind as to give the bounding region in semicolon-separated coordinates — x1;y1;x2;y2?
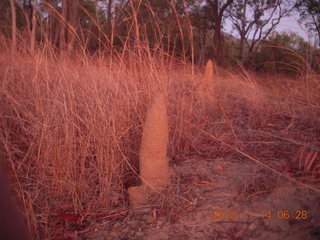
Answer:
205;59;213;82
128;93;171;208
139;93;171;188
196;59;214;102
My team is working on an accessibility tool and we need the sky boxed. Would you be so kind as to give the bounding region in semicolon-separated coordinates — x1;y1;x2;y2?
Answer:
224;11;316;46
270;15;319;46
276;15;310;40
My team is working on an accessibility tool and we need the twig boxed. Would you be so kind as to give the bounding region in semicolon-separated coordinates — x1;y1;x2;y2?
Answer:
248;129;320;152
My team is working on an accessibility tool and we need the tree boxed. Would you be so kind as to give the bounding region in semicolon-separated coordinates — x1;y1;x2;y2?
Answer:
106;0;113;43
295;0;320;44
256;31;312;74
42;0;60;48
227;0;253;61
111;0;192;59
31;0;38;53
10;0;17;54
206;0;234;65
229;0;293;66
190;2;214;64
60;0;80;52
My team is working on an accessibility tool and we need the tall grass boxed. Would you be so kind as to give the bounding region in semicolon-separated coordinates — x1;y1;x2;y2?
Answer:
1;2;320;239
1;44;320;238
0;43;192;237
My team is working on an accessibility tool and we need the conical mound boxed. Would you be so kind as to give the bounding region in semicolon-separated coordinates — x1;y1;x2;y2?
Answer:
205;59;213;81
139;93;170;188
128;93;171;207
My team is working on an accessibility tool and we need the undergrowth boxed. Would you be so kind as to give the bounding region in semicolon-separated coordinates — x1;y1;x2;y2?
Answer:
0;47;319;239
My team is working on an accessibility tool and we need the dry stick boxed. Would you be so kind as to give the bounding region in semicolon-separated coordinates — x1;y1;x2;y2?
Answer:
248;129;320;152
185;120;320;194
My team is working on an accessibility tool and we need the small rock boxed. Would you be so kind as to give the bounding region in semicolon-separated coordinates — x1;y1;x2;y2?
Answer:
213;164;224;172
186;205;195;212
127;220;135;225
136;231;144;236
145;215;156;224
113;222;121;228
109;232;118;237
249;222;258;231
156;219;165;228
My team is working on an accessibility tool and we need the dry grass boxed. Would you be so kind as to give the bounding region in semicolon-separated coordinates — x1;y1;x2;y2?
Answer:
2;1;319;238
0;46;320;239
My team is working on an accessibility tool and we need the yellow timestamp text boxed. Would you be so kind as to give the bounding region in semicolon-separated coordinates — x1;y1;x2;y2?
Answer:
211;208;308;220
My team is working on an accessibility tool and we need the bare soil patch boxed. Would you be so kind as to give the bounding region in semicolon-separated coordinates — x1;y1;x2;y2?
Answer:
83;153;320;240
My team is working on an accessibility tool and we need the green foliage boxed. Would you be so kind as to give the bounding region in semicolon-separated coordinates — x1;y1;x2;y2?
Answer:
255;31;313;75
1;0;318;72
295;0;320;42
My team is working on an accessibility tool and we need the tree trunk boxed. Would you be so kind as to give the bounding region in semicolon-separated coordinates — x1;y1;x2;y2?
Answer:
247;44;257;69
60;0;79;53
67;0;79;52
60;0;68;52
31;0;38;53
46;0;57;47
239;33;245;61
107;0;113;28
239;0;247;62
28;0;33;30
213;16;223;65
52;0;60;48
199;29;207;65
10;0;17;54
207;0;234;66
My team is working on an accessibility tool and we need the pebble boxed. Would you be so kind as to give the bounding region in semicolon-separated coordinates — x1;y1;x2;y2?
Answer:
145;215;156;224
213;164;224;172
136;231;144;236
249;222;258;231
127;220;135;225
113;222;121;228
156;220;165;228
186;205;195;212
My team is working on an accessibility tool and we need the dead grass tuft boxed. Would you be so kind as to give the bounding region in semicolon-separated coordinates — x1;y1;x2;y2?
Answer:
0;48;320;238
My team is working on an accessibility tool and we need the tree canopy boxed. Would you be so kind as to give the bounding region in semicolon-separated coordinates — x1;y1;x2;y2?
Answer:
1;0;317;71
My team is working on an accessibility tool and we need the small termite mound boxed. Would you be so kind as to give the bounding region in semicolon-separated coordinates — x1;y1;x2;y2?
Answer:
205;59;214;81
128;93;171;208
196;59;214;103
204;59;214;92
